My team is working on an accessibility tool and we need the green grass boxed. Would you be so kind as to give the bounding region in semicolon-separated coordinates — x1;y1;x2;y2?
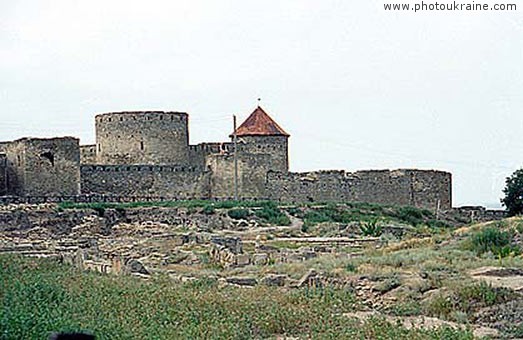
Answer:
424;281;516;321
0;255;474;339
290;202;446;229
58;200;446;228
465;225;521;258
58;200;279;214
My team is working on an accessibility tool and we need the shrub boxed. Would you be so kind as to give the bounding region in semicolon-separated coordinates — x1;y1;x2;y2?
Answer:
360;218;383;237
202;205;215;215
468;227;520;257
287;207;303;217
303;210;332;225
395;206;433;226
424;281;514;320
255;204;291;226
227;208;250;220
345;263;357;272
301;223;310;233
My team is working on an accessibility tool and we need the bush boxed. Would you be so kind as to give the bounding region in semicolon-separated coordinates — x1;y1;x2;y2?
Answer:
345;263;358;273
227;208;250;220
301;223;310;233
395;206;433;226
469;227;520;257
360;219;383;237
303;210;332;225
255;204;291;226
202;205;215;215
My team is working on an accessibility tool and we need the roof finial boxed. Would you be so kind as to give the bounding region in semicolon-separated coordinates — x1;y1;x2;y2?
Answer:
257;98;261;107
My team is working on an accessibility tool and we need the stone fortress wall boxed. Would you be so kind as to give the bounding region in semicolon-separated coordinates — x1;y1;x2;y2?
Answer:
266;169;451;210
80;164;211;199
0;106;455;210
0;137;80;197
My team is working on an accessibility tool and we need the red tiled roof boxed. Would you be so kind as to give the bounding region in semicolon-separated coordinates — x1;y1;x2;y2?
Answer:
231;106;289;137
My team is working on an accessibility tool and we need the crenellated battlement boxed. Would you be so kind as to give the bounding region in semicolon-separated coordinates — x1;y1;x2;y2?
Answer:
80;164;206;173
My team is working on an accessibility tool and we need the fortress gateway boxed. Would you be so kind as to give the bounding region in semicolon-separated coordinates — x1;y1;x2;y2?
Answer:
0;107;451;210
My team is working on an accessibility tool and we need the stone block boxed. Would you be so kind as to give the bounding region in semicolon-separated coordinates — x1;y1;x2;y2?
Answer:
234;254;250;267
225;276;257;287
261;274;288;287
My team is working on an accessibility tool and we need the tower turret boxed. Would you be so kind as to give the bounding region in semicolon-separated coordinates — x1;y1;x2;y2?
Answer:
95;111;189;165
231;106;290;173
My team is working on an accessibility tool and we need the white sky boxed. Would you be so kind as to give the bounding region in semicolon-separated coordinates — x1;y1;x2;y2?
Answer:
1;0;522;207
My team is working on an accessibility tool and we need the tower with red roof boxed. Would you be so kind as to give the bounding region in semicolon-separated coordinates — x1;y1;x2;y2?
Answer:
231;106;289;173
204;106;290;198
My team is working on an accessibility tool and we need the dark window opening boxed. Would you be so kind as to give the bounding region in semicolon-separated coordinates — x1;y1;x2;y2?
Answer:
140;141;144;150
40;152;55;166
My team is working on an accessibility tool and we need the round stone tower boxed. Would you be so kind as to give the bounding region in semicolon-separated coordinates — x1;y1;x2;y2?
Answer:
95;111;189;165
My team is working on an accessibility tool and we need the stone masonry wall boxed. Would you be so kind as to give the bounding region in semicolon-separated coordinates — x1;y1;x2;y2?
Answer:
206;152;274;199
95;111;189;165
80;165;211;199
266;169;452;210
0;154;6;196
206;136;288;199
188;142;233;168
237;135;288;173
2;138;80;196
22;138;81;196
3;141;25;196
80;144;96;164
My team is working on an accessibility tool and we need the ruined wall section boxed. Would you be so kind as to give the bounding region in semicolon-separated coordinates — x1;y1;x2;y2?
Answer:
1;138;81;196
2;141;25;196
408;170;452;210
266;169;451;210
21;138;81;196
95;111;189;165
81;165;211;199
80;144;96;164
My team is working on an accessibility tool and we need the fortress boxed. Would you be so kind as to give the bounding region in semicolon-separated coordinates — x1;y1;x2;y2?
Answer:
0;106;452;210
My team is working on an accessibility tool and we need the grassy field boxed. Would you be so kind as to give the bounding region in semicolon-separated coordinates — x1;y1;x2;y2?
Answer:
0;255;473;340
58;199;447;229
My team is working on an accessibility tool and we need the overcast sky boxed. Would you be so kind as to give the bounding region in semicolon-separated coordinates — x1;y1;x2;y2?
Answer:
1;1;522;207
